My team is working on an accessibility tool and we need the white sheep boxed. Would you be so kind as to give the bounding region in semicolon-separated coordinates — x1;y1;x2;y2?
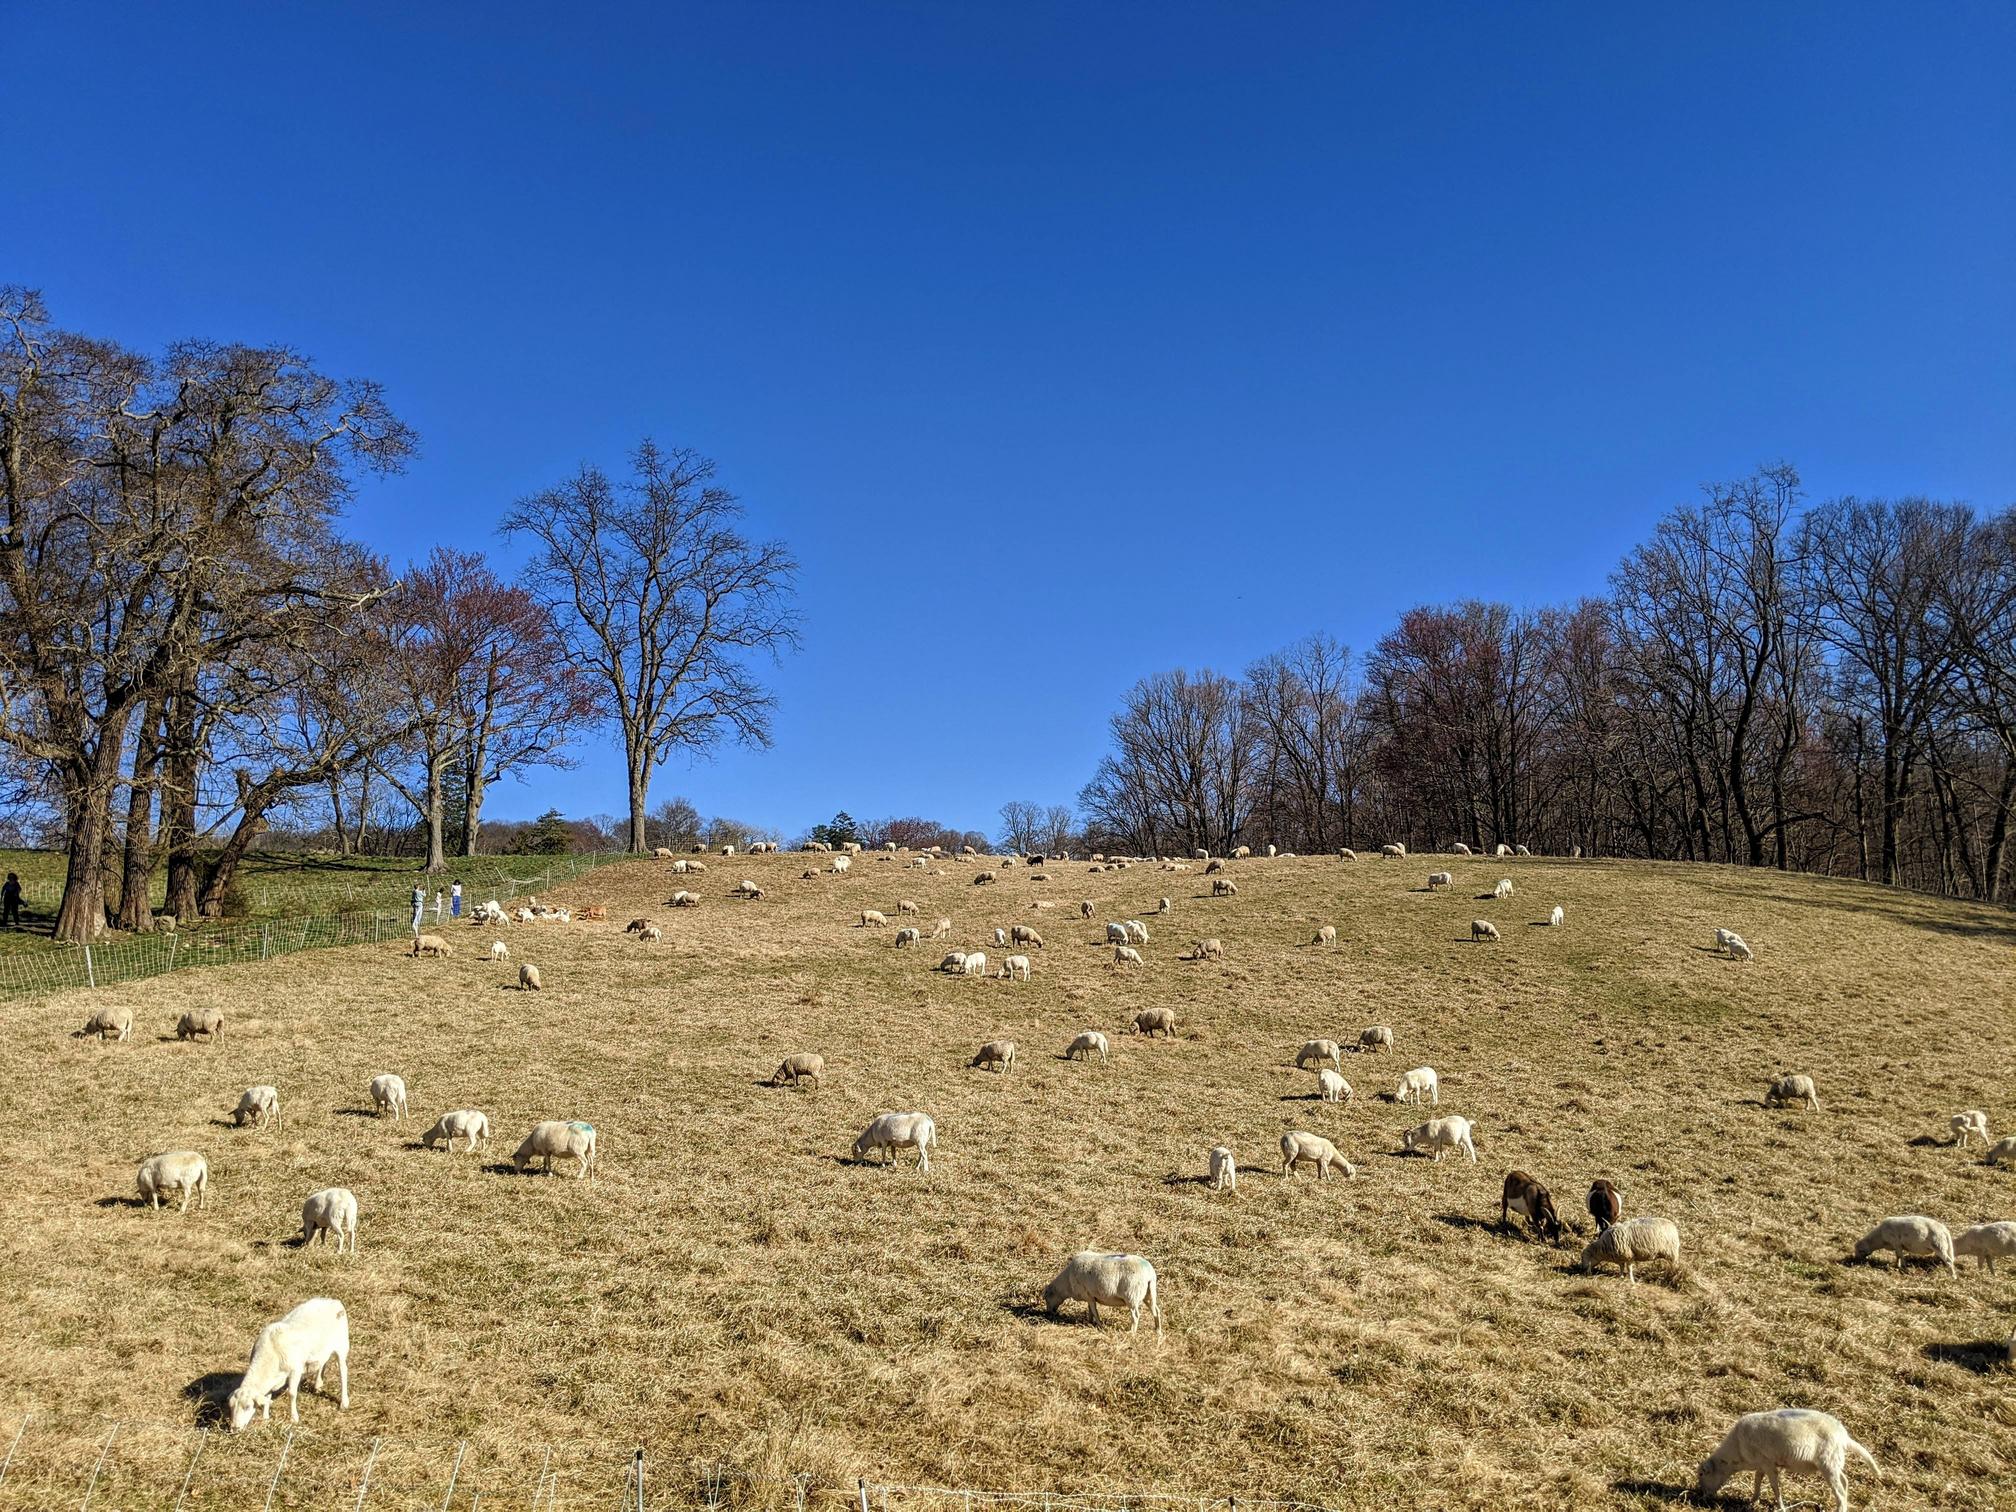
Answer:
368;1073;409;1120
1715;927;1753;960
1380;843;1405;858
1452;843;1472;855
1395;1066;1439;1105
972;1040;1016;1073
1951;1110;1990;1148
1695;1408;1878;1512
1549;905;1564;927
1187;937;1224;961
1316;1069;1353;1104
82;1005;133;1041
1080;900;1096;918
1295;1038;1343;1071
1471;919;1501;942
1280;1131;1355;1180
490;940;509;961
1402;1114;1476;1162
1578;1215;1681;1283
961;950;989;977
894;926;922;948
1208;1146;1237;1192
1312;924;1337;946
177;1007;225;1043
1010;924;1043;948
233;1085;282;1131
1232;845;1250;859
1765;1074;1820;1111
226;1298;350;1430
1105;921;1130;945
1211;878;1238;897
1042;1251;1161;1334
1134;1007;1178;1037
1358;1025;1394;1054
830;855;851;873
1426;871;1452;890
1123;919;1150;944
769;1053;825;1089
669;889;699;908
136;1151;208;1212
938;950;969;973
1983;1135;2016;1166
409;933;453;958
860;909;889;928
1000;953;1032;981
1492;879;1513;899
897;899;920;915
300;1187;359;1255
1852;1215;1955;1275
421;1108;491;1152
519;963;542;990
992;927;1007;946
1065;1030;1109;1062
1494;843;1511;857
637;925;663;944
1113;945;1144;968
1515;844;1530;856
1953;1221;2016;1274
852;1112;936;1172
931;917;953;939
1339;848;1357;861
514;1120;599;1179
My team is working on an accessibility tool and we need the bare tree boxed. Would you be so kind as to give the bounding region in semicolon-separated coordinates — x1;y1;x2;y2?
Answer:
502;441;798;853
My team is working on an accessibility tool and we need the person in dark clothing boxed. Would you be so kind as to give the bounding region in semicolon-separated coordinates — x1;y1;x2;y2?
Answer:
1;873;21;927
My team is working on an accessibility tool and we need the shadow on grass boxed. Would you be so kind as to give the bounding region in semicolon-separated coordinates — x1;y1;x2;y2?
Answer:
1609;1479;1692;1504
1906;1133;1947;1148
1430;1212;1500;1234
1161;1172;1214;1188
1755;883;2016;944
95;1195;149;1209
183;1370;238;1426
331;1107;383;1119
1924;1340;2011;1375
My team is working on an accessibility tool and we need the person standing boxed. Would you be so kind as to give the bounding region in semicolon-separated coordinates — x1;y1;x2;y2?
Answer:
1;872;20;927
410;883;424;936
450;881;463;920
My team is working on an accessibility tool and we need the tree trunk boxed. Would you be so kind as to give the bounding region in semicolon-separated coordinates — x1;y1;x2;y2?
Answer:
463;761;486;857
115;701;161;932
196;808;273;916
53;735;130;943
1984;753;2015;904
626;739;650;853
161;679;202;921
424;755;447;873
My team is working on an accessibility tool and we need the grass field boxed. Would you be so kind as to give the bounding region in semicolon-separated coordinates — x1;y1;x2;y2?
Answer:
1;851;2013;1510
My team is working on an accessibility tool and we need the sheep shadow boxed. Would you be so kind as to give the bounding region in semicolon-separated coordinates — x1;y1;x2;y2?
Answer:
1430;1212;1500;1234
331;1107;383;1119
997;1300;1052;1324
1608;1480;1691;1504
1161;1172;1215;1188
1924;1340;2010;1375
96;1194;149;1209
1905;1134;1946;1148
183;1370;239;1426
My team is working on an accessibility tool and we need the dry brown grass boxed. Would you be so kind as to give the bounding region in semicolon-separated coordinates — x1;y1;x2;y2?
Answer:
3;852;2014;1509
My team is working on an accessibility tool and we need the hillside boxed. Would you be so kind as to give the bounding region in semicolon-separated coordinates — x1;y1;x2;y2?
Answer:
1;851;2011;1509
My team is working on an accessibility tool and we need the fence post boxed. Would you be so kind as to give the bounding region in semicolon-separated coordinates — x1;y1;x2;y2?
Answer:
0;1411;27;1488
858;1478;870;1512
261;1424;294;1512
80;1420;119;1510
84;945;95;989
631;1448;645;1512
352;1434;381;1511
170;1428;208;1512
260;923;270;961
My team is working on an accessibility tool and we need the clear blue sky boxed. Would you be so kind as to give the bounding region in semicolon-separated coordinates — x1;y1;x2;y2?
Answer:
9;3;2013;839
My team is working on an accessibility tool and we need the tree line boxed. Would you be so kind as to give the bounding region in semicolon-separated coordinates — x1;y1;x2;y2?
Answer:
0;289;797;942
1079;466;2016;902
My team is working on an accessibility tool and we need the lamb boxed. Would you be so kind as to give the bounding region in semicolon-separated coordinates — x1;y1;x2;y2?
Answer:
623;918;655;934
652;846;674;858
972;1040;1017;1073
475;899;509;924
894;926;922;948
514;1119;600;1178
1452;843;1473;855
1280;1131;1355;1180
1492;879;1513;899
1470;919;1501;942
1549;905;1564;927
999;954;1032;981
1426;871;1452;890
1394;1066;1439;1105
1211;878;1238;897
938;951;969;973
490;940;509;961
829;855;851;873
1695;1408;1879;1512
1953;1221;2016;1273
136;1150;209;1212
1338;848;1357;861
668;890;699;908
1295;1038;1343;1071
1578;1215;1681;1283
1494;843;1511;858
931;917;953;939
1515;844;1530;856
368;1073;410;1120
410;933;453;958
1402;1114;1476;1162
668;858;695;874
82;1006;133;1042
1123;919;1150;944
852;1111;936;1172
993;927;1007;946
1134;1007;1178;1037
225;1298;350;1430
1113;945;1145;968
1315;1069;1353;1104
176;1007;225;1043
897;899;920;915
859;909;889;928
300;1188;359;1255
1312;925;1337;946
1065;1030;1110;1062
1358;1025;1394;1054
1043;1251;1161;1334
731;880;765;899
1951;1110;1990;1148
1105;922;1130;945
1851;1215;1955;1276
1203;859;1224;875
421;1109;490;1152
636;925;664;944
1983;1135;2016;1166
1716;927;1754;961
1500;1170;1566;1243
960;950;989;977
519;963;542;990
1081;900;1096;918
1187;937;1224;961
1010;924;1044;948
1587;1178;1623;1233
1208;1145;1237;1191
769;1053;825;1090
233;1085;282;1130
1380;842;1405;858
1765;1074;1821;1111
1232;845;1251;860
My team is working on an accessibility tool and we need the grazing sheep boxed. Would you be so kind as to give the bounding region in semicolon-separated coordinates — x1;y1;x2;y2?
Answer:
1852;1215;1956;1275
1715;927;1753;960
859;909;889;928
1043;1251;1162;1334
1395;1066;1439;1105
894;926;922;948
578;905;608;921
490;940;509;961
300;1188;359;1255
176;1008;225;1043
1494;843;1511;858
1123;919;1150;944
1113;945;1145;968
1492;879;1513;899
1380;843;1405;858
1765;1074;1821;1111
1010;924;1044;948
421;1109;490;1152
1211;878;1238;897
1500;1171;1566;1243
1032;899;1054;910
1134;1007;1178;1037
1471;919;1501;942
623;918;654;934
652;846;674;858
1105;922;1130;946
852;1112;936;1172
225;1298;350;1430
1402;1115;1476;1162
232;1085;282;1130
992;927;1008;947
897;899;920;915
1549;905;1564;927
830;855;851;873
972;870;995;886
1358;1025;1394;1054
1952;1110;1991;1148
1315;1069;1353;1104
410;933;453;958
636;925;663;944
1080;900;1096;918
1579;1215;1681;1283
731;880;765;899
1452;843;1473;855
931;917;953;939
668;858;695;874
938;951;969;972
972;1040;1016;1073
1339;848;1357;861
514;1119;600;1178
368;1073;409;1120
136;1151;209;1212
1953;1221;2016;1273
1065;1030;1110;1062
1187;937;1224;961
1232;845;1251;860
1280;1131;1355;1180
1295;1039;1343;1071
82;1006;133;1042
1695;1408;1879;1512
1204;859;1224;875
769;1053;825;1089
999;953;1032;981
1426;871;1452;890
1208;1146;1237;1191
961;950;989;977
519;963;542;990
1515;844;1530;856
1587;1178;1623;1234
669;890;699;908
1983;1135;2016;1166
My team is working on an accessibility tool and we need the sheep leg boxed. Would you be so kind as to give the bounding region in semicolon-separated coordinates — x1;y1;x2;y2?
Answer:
1087;1301;1100;1326
335;1347;349;1409
286;1366;303;1423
